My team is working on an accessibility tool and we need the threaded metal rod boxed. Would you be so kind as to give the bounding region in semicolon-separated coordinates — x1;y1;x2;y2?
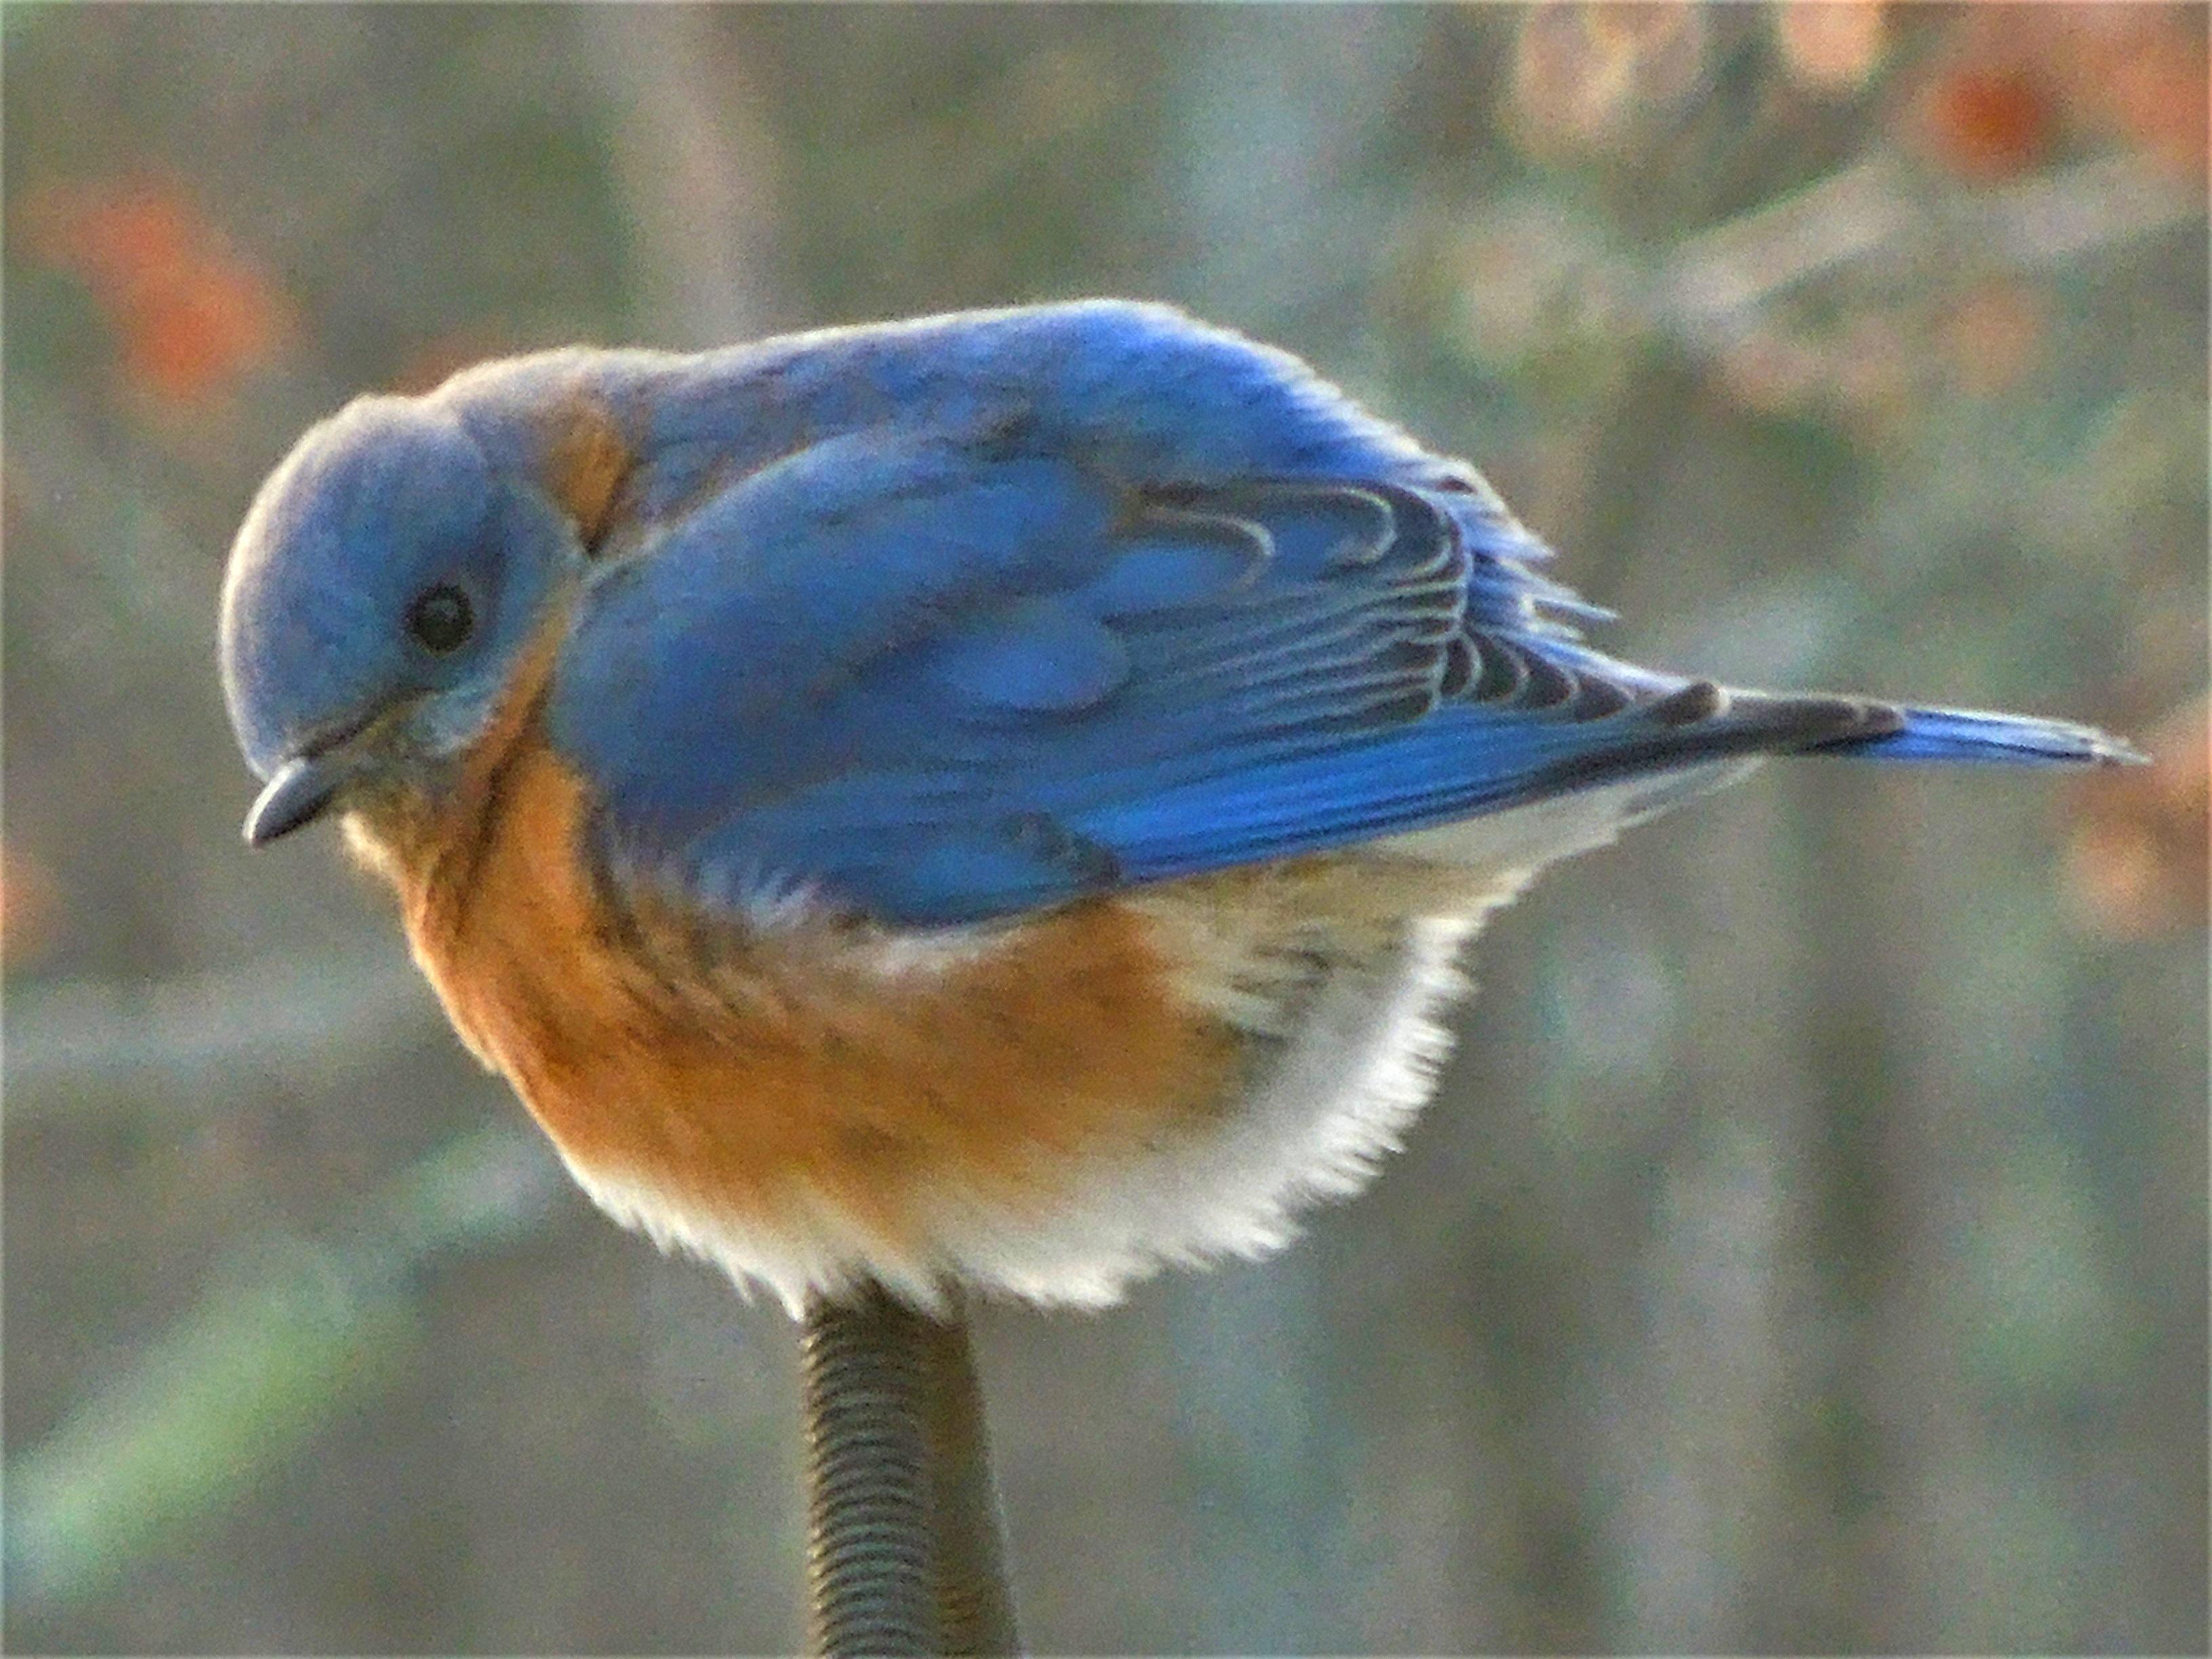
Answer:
917;1302;1021;1656
800;1283;1021;1657
802;1286;941;1656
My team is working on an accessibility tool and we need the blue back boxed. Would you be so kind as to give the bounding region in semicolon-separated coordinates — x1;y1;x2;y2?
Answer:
470;302;2116;926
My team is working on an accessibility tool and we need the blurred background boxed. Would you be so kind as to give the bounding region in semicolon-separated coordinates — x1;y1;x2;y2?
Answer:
5;4;2205;1652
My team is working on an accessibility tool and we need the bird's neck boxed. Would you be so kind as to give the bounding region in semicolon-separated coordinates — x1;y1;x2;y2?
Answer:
344;608;573;947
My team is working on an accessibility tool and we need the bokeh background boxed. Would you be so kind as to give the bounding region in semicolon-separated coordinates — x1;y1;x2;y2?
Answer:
5;4;2205;1653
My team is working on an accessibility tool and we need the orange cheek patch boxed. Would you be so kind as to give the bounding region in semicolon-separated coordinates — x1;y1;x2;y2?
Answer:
373;731;1240;1258
542;396;634;554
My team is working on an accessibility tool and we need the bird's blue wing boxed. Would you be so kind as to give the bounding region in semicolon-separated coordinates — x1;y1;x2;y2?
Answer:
551;430;1889;928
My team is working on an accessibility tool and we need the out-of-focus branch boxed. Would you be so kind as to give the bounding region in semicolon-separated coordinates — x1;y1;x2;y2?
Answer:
577;7;786;347
3;1124;567;1617
1656;153;2198;342
6;954;437;1122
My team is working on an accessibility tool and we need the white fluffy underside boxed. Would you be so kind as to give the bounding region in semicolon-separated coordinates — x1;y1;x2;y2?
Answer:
562;920;1470;1315
562;761;1756;1314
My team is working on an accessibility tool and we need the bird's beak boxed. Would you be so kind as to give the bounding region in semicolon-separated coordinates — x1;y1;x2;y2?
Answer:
244;751;352;847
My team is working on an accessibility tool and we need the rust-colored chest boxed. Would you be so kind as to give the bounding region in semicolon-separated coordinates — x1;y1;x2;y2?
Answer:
354;714;1240;1251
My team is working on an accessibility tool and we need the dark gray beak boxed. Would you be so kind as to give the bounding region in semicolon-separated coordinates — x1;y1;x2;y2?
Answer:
243;754;346;847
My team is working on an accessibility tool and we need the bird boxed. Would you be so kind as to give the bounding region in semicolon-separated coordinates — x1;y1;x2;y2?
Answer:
220;300;2140;1315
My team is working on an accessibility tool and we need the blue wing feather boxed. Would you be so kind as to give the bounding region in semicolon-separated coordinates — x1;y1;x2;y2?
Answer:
537;303;2106;930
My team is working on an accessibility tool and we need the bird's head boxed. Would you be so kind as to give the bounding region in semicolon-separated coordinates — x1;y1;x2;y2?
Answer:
220;396;580;847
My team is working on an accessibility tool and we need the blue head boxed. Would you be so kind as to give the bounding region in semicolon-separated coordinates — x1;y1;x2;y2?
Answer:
220;395;581;845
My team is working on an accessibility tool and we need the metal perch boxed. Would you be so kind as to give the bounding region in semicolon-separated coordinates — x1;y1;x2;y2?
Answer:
801;1284;1021;1657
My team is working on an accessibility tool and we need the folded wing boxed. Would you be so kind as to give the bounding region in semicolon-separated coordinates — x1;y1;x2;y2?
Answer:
551;437;1899;927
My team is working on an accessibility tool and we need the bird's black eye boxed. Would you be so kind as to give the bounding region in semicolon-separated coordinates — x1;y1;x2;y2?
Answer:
407;585;474;654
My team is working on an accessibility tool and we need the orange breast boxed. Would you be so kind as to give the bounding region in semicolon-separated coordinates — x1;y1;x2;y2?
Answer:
368;729;1241;1257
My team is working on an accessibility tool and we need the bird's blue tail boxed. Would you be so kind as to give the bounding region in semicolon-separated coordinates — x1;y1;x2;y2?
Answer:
1809;704;2145;767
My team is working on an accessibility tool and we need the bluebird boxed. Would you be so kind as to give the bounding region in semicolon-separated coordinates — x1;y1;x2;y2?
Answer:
220;301;2139;1313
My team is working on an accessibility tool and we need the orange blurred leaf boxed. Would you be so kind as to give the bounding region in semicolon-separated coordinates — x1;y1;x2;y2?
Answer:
2066;13;2209;182
22;177;294;408
1773;1;1887;93
2063;699;2211;940
1916;66;2058;182
0;844;62;971
1908;7;2205;184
